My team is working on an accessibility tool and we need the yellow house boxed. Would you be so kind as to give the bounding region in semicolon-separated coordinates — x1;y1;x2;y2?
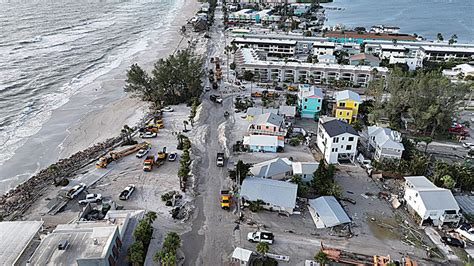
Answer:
334;90;361;124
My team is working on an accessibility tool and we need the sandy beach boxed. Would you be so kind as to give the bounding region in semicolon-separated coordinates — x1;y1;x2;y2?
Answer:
0;0;199;195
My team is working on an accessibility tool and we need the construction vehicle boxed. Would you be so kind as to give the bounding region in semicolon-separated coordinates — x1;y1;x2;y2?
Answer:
288;85;297;91
216;153;225;167
143;155;155;172
96;142;148;168
220;190;231;209
215;68;222;81
157;147;168;162
251;91;262;97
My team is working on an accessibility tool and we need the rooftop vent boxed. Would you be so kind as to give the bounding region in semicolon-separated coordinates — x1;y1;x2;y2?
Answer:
93;238;99;245
58;240;69;250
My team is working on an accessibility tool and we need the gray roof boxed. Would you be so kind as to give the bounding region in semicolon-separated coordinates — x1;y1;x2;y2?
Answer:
335;90;361;102
250;158;292;178
0;221;43;265
278;105;296;117
308;196;351;228
241;177;297;210
321;119;359;137
246;107;278;117
252;112;284;127
28;224;118;265
455;195;474;215
405;176;459;211
292;162;319;175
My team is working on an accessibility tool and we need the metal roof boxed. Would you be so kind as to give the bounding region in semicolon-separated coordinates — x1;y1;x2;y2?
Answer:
250;158;292;178
0;221;43;265
308;196;351;228
321;119;359;137
404;176;459;211
292;162;319;175
455;195;474;215
335;90;361;102
241;177;297;210
251;112;284;127
243;135;280;147
232;247;254;262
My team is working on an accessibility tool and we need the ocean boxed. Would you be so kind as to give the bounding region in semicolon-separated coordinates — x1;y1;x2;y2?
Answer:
0;0;186;194
323;0;474;43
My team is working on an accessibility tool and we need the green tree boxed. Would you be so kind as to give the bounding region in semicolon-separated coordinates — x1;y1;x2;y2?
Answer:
437;33;444;42
230;62;236;70
229;160;252;184
314;250;329;266
448;34;458;45
124;50;203;108
128;241;145;265
243;70;255;82
256;242;270;255
144;211;157;224
163;232;181;254
124;64;153;102
133;220;153;247
441;175;456;189
161;252;177;266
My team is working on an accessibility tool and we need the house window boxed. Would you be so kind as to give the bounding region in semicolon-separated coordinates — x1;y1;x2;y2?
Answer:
318;99;321;102
304;98;308;102
342;137;344;141
346;145;352;150
339;102;346;107
304;106;307;109
349;137;354;141
333;137;339;143
317;106;320;110
354;103;357;107
346;112;349;116
339;112;342;115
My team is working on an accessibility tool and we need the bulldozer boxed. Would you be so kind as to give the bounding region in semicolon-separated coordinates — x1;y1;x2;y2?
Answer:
157;147;168;161
96;142;148;168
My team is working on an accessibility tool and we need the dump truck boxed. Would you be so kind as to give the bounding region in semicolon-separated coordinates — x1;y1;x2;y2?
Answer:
97;142;148;168
288;85;297;91
220;190;231;209
157;147;168;162
251;91;262;97
216;153;225;167
143;155;155;172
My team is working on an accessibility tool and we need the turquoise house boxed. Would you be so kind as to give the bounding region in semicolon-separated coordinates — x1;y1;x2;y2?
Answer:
297;85;324;119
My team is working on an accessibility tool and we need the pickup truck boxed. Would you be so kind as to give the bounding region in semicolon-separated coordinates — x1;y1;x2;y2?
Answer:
66;183;86;199
216;153;224;167
247;231;274;244
79;193;102;204
119;184;136;200
143;155;155;172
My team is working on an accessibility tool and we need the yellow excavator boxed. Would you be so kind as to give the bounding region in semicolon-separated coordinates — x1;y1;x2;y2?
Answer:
96;142;148;168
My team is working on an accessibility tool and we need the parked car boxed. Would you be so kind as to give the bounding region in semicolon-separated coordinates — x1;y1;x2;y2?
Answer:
441;236;465;248
136;146;151;158
462;142;474;149
205;86;211;92
66;183;86;199
168;152;178;161
247;231;274;244
274;86;283;91
119;185;136;200
79;193;102;204
140;132;157;138
162;106;174;112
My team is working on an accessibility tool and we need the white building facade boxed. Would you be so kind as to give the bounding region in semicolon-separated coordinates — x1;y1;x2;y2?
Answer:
316;118;359;164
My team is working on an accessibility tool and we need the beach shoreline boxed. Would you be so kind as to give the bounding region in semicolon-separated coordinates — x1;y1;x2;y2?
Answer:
0;0;199;195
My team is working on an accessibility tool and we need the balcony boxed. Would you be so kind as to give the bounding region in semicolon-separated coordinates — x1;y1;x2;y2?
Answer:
248;128;287;137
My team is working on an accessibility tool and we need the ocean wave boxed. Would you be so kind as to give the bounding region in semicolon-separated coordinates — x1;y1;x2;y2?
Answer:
17;35;42;45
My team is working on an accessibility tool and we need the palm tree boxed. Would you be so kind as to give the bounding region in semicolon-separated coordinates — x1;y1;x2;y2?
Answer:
144;211;157;223
161;252;177;266
314;250;329;266
256;242;269;257
437;33;444;42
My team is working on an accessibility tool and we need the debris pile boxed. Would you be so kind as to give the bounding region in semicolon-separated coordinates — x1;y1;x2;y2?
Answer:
0;136;123;220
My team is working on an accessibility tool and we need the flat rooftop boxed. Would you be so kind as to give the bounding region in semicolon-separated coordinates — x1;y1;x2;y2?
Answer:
232;37;297;46
28;223;118;265
0;221;43;265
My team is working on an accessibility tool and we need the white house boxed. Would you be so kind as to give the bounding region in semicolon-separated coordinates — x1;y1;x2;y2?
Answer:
292;162;319;182
313;41;336;56
403;176;461;227
243;135;284;153
240;176;298;214
367;126;404;161
317;117;359;164
442;63;474;81
231;247;255;266
250;157;293;180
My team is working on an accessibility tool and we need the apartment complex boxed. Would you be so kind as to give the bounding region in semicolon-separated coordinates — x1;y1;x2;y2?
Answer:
235;48;387;86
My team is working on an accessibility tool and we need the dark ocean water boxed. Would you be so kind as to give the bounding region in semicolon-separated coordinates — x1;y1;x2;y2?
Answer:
324;0;474;43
